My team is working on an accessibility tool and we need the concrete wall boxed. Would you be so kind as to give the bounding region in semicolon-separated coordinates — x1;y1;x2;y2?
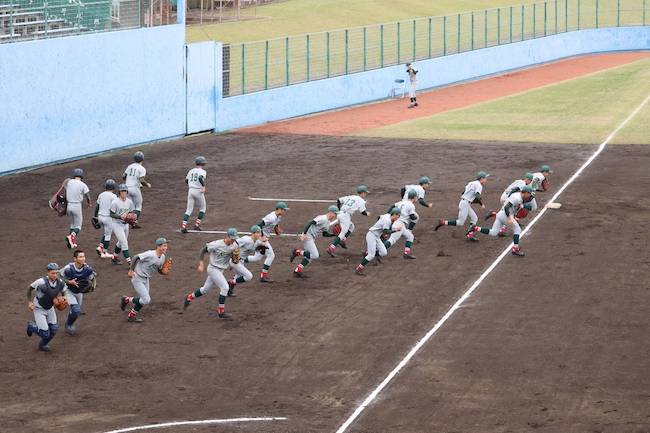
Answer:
215;26;650;131
0;24;186;174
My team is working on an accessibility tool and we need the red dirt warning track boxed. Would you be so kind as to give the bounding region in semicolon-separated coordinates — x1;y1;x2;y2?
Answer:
244;51;650;136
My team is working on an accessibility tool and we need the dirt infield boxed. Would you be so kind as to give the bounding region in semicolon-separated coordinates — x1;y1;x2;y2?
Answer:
244;51;650;136
0;131;648;433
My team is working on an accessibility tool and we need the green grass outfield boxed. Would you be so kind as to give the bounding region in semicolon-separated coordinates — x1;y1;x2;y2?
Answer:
357;57;650;145
187;0;523;43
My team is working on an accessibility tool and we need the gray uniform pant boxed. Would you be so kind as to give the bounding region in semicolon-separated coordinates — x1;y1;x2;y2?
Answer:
185;188;206;216
337;212;355;241
409;80;417;98
246;241;275;267
99;215;113;242
302;236;319;261
364;232;388;262
488;210;521;236
33;303;57;331
457;199;478;225
128;187;143;211
199;265;229;297
112;220;130;251
231;261;253;282
65;291;83;308
387;220;414;245
67;202;83;230
131;274;151;305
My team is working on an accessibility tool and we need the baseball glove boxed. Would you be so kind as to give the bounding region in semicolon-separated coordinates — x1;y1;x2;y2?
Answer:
160;258;172;275
331;223;342;236
75;278;96;293
231;248;241;264
53;295;68;311
255;244;268;255
541;179;550;192
91;217;101;230
122;212;138;227
48;179;69;217
515;208;529;220
380;232;391;241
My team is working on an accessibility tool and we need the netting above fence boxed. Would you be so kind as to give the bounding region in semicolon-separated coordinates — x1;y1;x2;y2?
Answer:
222;0;649;97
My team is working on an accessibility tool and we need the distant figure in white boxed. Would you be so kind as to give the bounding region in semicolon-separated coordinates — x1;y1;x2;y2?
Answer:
406;62;419;108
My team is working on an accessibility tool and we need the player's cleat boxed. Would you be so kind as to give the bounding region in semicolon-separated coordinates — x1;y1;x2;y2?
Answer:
259;276;273;283
65;324;76;336
132;223;142;229
120;296;130;311
127;315;144;323
38;344;51;352
26;321;37;337
354;265;365;276
66;235;74;249
193;225;202;231
290;249;299;263
434;219;445;231
511;246;525;257
497;228;508;238
183;293;193;310
111;255;123;265
340;239;348;249
466;234;479;242
326;245;337;258
216;306;230;319
227;280;236;297
180;227;188;234
403;254;417;260
293;270;307;278
484;211;497;221
96;245;105;257
100;252;113;259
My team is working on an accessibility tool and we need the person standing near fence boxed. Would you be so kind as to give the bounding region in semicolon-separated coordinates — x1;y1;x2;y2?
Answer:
406;63;419;108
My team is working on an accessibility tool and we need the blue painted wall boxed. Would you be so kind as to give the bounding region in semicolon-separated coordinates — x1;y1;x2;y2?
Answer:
186;41;217;134
0;24;186;174
215;26;650;131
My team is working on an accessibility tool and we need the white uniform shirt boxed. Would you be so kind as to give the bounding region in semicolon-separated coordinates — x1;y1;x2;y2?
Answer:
261;211;282;237
502;192;524;216
502;179;527;197
110;196;135;218
206;240;238;270
97;191;117;217
369;214;393;237
407;65;418;83
236;235;260;256
338;195;367;215
531;172;545;191
402;184;425;201
186;167;207;190
66;179;89;203
134;250;165;279
124;163;146;188
393;199;416;225
461;180;483;202
306;214;331;239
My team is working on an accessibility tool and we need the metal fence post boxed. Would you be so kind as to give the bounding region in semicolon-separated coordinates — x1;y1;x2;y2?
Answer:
345;29;349;74
471;12;474;50
554;0;558;33
533;3;536;38
457;13;460;52
617;0;620;26
241;44;246;94
363;26;367;71
484;9;487;47
264;40;269;90
497;8;501;44
397;21;401;64
44;2;49;36
521;5;525;40
443;15;447;55
285;37;289;85
306;34;310;81
380;24;384;68
412;19;416;60
428;17;432;58
9;6;13;40
644;0;647;26
577;0;580;29
509;6;513;43
596;0;599;28
326;31;330;77
544;2;547;36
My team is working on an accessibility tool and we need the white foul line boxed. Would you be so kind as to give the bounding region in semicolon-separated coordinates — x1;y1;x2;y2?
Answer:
99;416;288;433
248;196;336;203
334;93;650;433
177;229;300;237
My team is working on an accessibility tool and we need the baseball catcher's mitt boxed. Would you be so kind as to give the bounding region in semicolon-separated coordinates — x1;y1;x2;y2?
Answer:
515;208;529;220
159;258;172;275
380;232;391;242
91;217;101;230
53;295;68;311
541;179;550;192
255;244;268;255
122;212;138;227
49;179;69;217
274;225;282;236
231;248;241;264
74;279;96;294
331;223;342;236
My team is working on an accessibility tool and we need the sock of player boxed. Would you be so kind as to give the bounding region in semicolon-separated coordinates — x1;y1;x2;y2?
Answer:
480;227;490;234
196;212;205;227
404;241;413;255
132;297;143;311
260;264;270;278
181;214;189;228
446;219;457;226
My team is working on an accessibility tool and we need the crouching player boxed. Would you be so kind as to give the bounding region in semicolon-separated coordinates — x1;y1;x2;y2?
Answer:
354;207;402;275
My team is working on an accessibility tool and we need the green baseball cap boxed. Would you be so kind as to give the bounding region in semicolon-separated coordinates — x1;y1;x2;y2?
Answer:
357;185;369;194
327;205;339;213
524;172;534;180
407;189;418;199
476;171;490;180
541;165;553;173
226;228;239;238
275;201;289;210
155;237;169;246
389;207;402;215
250;225;261;233
419;176;431;185
521;185;535;194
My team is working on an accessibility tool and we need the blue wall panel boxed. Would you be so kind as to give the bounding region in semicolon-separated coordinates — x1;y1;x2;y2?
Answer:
186;41;217;134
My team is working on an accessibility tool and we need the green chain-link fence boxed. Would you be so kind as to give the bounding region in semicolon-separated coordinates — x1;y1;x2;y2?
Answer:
222;0;648;97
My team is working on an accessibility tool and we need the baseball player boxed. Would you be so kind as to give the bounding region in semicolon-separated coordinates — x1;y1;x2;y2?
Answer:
385;190;419;259
26;263;67;352
120;237;170;323
65;168;91;249
406;62;418;108
531;165;553;192
486;173;535;236
109;184;135;265
181;156;207;233
94;179;117;258
60;250;96;335
183;228;240;319
401;176;433;209
252;201;289;282
469;186;535;256
123;151;150;227
226;225;263;296
290;205;339;278
326;185;370;257
434;171;489;242
354;207;402;275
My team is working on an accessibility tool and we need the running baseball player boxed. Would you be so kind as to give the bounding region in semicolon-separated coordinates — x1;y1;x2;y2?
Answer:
226;225;263;296
120;237;170;323
290;205;339;278
434;171;489;242
60;250;96;335
401;176;433;209
354;207;402;275
109;184;135;265
326;185;370;257
26;263;67;352
252;201;289;282
469;186;535;256
65;168;91;249
406;62;418;108
531;165;553;192
181;156;207;233
183;228;240;319
94;179;117;258
123;151;150;227
385;190;419;259
486;172;535;236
